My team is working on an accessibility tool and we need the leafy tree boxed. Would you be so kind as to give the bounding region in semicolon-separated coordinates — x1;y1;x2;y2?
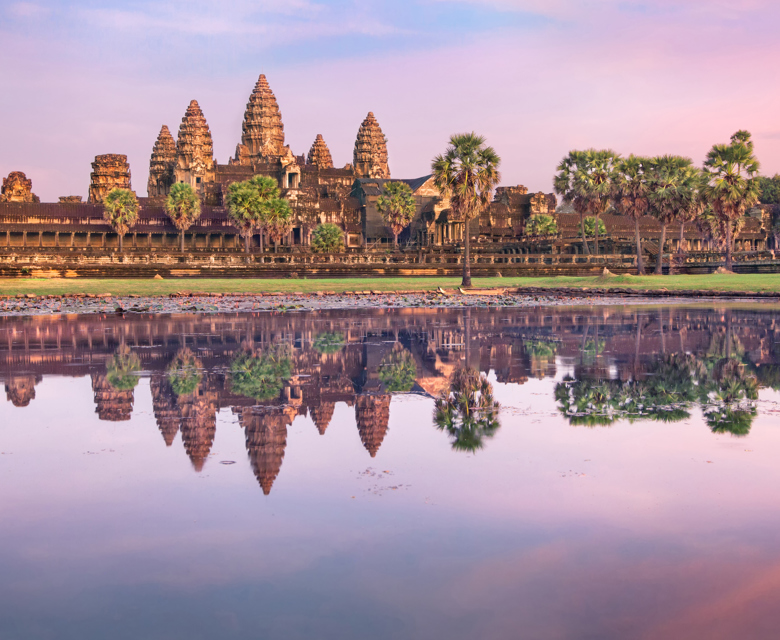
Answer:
230;344;293;402
584;216;606;237
376;181;416;247
646;155;701;275
312;332;344;354
702;130;761;271
311;223;344;253
106;344;140;390
226;175;279;257
433;368;501;452
757;174;780;204
164;182;201;252
432;133;501;287
554;149;619;256
524;214;558;237
378;348;417;392
264;197;293;252
167;348;202;396
102;188;139;252
611;155;651;274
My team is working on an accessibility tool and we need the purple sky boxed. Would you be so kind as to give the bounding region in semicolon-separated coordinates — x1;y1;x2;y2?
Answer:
1;0;779;201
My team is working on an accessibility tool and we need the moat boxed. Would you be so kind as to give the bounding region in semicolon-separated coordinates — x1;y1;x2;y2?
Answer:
2;305;780;639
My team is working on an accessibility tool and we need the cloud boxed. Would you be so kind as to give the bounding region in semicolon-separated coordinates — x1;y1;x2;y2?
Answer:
7;2;49;18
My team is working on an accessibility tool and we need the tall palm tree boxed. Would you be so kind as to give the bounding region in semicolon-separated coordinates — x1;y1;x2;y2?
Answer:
554;149;619;256
376;181;416;247
264;197;293;253
432;133;501;287
164;182;201;252
226;175;279;259
646;155;698;275
702;130;761;271
102;188;139;253
611;155;651;274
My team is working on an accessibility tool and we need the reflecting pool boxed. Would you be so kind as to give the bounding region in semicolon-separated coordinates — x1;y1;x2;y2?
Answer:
2;305;780;639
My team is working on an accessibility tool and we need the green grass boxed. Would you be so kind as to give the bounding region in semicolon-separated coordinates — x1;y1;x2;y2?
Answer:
0;273;779;297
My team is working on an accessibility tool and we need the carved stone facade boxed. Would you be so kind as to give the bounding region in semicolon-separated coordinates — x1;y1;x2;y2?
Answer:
88;154;132;204
307;134;334;170
58;196;82;203
1;172;39;203
353;112;390;179
147;125;177;198
174;100;215;193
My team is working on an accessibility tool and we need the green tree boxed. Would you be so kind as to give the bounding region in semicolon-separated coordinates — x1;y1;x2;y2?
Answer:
106;344;140;390
164;183;202;253
584;216;606;238
378;348;417;393
167;348;202;396
524;214;558;237
102;188;139;252
611;155;651;274
376;181;416;247
433;368;501;452
264;197;293;252
312;332;344;354
226;175;279;258
757;174;780;204
432;132;501;287
646;155;700;275
554;149;619;256
311;223;344;253
702;130;761;271
230;344;293;402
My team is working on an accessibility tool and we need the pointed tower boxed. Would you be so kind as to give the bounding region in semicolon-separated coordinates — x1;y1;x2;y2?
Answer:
234;74;286;165
355;394;391;457
307;134;334;170
178;391;218;472
150;376;181;446
87;155;132;204
239;405;295;495
310;402;335;435
174;100;215;190
353;112;389;179
91;373;134;422
147;125;177;198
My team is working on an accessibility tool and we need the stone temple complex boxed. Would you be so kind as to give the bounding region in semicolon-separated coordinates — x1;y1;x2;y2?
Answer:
0;71;775;273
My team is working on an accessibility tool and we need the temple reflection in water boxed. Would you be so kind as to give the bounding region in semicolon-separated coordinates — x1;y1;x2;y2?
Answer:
2;306;779;493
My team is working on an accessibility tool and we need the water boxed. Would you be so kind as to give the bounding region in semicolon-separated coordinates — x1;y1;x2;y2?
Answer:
1;305;780;640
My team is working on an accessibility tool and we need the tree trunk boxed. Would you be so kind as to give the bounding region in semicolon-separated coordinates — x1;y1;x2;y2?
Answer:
180;230;185;253
594;216;600;256
580;213;590;255
725;222;733;271
119;233;123;253
462;219;472;288
655;224;667;275
274;240;278;254
634;217;645;275
259;231;264;254
394;231;398;248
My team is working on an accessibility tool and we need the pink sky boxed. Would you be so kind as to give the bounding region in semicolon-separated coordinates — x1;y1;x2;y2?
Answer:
1;0;779;201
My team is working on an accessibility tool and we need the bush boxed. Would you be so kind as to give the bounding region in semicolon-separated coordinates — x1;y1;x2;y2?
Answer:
311;223;344;253
584;216;607;237
524;214;558;237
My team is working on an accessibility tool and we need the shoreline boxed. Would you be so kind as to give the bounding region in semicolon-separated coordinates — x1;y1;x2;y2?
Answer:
2;287;779;317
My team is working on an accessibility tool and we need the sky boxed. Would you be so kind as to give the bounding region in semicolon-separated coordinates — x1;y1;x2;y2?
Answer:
1;0;779;201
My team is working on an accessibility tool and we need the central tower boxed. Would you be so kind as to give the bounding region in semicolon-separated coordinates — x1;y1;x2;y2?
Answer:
234;74;286;165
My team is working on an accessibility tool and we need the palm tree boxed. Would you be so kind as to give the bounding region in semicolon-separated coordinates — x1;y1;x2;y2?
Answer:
164;182;202;252
376;181;416;247
102;188;139;252
611;155;651;274
432;133;501;287
433;368;500;452
646;155;698;275
554;149;619;256
264;197;293;253
226;175;279;259
702;130;761;271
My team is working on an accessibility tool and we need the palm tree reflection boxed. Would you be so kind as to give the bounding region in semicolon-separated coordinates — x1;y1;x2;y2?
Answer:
433;368;501;452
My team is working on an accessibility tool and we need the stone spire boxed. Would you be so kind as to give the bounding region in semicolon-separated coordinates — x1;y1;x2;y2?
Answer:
174;100;215;188
147;125;176;198
355;394;391;458
0;172;39;203
307;134;334;170
235;74;286;165
91;372;134;421
4;374;41;407
310;402;335;435
353;112;389;179
178;390;218;472
239;405;296;495
150;376;180;447
87;155;132;204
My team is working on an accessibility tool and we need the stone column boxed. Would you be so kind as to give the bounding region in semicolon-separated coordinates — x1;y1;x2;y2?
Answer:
55;232;60;248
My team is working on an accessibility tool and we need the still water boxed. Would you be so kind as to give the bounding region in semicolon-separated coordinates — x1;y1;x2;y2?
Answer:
2;305;780;640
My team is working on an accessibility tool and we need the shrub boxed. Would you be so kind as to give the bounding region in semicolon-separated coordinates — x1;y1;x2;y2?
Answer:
524;214;558;237
311;223;344;253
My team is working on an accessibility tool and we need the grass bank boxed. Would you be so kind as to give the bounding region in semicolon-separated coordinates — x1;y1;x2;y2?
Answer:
1;273;779;297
